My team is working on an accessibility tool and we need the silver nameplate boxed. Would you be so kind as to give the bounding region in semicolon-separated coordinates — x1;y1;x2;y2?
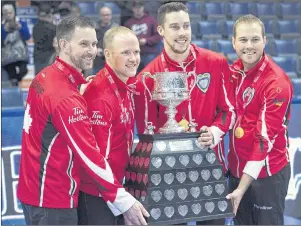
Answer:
169;140;193;152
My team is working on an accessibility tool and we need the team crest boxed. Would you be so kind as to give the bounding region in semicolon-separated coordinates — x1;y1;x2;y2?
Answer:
197;73;210;93
242;87;255;107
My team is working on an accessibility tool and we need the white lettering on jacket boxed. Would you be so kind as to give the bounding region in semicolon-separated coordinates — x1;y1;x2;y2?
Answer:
90;111;107;126
68;107;88;124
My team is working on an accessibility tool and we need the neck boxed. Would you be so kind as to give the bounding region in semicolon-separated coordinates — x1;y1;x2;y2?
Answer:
58;53;82;72
165;44;190;63
107;62;128;84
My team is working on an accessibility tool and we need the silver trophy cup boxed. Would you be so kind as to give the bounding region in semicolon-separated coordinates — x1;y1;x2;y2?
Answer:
142;71;196;134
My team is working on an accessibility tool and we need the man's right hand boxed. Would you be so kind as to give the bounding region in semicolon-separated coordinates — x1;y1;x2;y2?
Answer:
123;200;149;225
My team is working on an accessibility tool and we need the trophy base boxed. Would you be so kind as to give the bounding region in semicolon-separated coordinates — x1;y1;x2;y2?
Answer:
125;132;234;225
158;123;185;134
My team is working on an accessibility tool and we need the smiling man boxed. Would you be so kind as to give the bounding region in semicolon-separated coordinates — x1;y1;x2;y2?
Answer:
134;3;236;224
226;14;293;225
17;17;148;225
78;26;147;225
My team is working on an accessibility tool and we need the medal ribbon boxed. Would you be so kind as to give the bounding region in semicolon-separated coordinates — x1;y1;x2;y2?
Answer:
104;68;134;155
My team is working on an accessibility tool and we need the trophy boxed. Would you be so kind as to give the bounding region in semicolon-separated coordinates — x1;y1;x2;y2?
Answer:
124;71;234;224
142;71;196;134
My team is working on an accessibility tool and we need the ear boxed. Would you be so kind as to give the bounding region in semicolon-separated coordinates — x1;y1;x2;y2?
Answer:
59;39;69;54
263;36;267;46
103;48;111;61
157;25;164;37
232;36;235;50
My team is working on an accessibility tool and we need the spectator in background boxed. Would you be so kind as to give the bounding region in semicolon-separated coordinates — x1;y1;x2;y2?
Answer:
93;6;118;74
32;3;56;74
115;0;133;26
124;1;161;73
1;4;30;86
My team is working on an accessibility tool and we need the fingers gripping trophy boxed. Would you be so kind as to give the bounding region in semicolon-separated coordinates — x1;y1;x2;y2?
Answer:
124;72;234;224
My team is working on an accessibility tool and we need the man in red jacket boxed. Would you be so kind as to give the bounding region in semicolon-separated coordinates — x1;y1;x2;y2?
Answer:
226;15;293;225
77;26;142;225
17;16;148;225
134;2;236;225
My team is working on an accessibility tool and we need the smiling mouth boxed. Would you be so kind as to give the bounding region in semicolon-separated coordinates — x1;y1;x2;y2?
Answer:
175;39;187;44
243;51;256;55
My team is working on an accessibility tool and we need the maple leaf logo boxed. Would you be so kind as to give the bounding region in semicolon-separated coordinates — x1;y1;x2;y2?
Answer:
23;104;32;134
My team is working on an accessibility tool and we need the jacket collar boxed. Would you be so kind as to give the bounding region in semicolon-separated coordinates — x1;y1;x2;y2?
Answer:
53;56;86;87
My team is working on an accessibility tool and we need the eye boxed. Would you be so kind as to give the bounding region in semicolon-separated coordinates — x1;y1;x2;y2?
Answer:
80;42;88;47
252;38;260;43
183;24;190;29
170;25;180;30
122;51;130;56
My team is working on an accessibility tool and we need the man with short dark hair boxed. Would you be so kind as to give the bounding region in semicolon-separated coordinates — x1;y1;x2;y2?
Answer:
226;14;293;225
134;2;236;224
17;15;148;225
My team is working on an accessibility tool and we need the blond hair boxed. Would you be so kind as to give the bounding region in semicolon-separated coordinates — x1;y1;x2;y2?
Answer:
103;26;136;49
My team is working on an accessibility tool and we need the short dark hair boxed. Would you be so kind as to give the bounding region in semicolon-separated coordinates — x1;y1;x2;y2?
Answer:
56;15;95;44
157;2;188;26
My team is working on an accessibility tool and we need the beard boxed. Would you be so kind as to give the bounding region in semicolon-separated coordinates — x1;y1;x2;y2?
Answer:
165;38;190;54
69;48;94;71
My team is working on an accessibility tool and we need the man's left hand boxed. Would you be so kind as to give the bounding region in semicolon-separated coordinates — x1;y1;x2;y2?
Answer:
226;188;244;215
197;126;214;147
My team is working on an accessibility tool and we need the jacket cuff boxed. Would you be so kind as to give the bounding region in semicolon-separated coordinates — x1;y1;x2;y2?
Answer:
243;160;265;180
106;188;136;216
209;126;225;149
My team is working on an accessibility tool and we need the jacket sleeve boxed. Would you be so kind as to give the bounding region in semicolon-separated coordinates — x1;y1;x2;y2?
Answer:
134;73;160;134
51;95;136;216
210;58;236;147
243;78;293;179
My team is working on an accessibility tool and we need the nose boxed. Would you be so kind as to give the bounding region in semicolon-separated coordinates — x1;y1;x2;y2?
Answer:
246;40;253;48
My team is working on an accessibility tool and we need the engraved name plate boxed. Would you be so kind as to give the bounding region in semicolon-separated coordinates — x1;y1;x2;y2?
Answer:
169;140;193;152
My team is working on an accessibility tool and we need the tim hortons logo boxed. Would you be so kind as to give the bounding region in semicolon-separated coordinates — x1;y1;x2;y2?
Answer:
90;111;107;126
68;107;88;124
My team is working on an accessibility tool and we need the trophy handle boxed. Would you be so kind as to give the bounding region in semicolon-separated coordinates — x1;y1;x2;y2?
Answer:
142;72;155;101
187;71;197;96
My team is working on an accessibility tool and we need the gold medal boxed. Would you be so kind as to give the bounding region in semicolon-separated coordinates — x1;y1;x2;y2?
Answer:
178;119;189;131
235;127;244;138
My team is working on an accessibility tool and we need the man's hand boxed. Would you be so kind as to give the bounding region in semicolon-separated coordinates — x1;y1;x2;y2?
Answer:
80;75;96;95
226;173;254;215
197;126;214;147
226;188;244;215
123;201;149;225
